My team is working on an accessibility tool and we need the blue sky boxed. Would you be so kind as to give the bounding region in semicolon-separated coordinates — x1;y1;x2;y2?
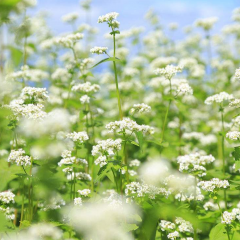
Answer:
29;0;240;39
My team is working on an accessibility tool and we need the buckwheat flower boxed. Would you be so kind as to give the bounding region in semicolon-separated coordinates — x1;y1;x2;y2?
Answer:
62;12;79;23
129;159;141;167
0;149;8;157
78;189;91;197
123;67;140;78
105;118;154;135
81;0;91;9
58;156;87;167
74;197;83;206
154;65;183;80
175;217;194;233
234;68;240;80
0;191;15;204
95;155;107;167
195;17;218;31
139;160;170;186
98;12;119;24
205;92;234;105
221;211;236;224
57;33;84;48
177;153;215;177
0;207;15;220
198;178;229;192
21;87;48;103
92;139;122;157
130;103;151;114
159;220;176;231
66;131;89;143
80;95;90;104
229;99;240;108
27;223;63;239
75;172;92;181
8;149;31;166
226;131;240;140
167;231;180;240
90;46;108;55
72;82;100;93
7;100;47;120
176;82;193;96
203;201;218;211
51;68;71;82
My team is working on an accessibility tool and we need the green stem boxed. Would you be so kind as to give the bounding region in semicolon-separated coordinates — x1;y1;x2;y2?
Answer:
20;178;24;227
123;133;129;184
112;33;123;120
160;79;172;146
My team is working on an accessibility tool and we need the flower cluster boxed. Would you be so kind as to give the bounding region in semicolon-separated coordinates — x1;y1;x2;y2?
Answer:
20;87;49;103
105;117;154;135
72;82;100;93
66;131;89;143
205;92;234;105
0;191;15;204
195;17;218;30
97;12;120;30
90;46;108;55
198;178;229;192
92;139;123;167
177;153;215;177
57;33;84;48
226;131;240;140
130;103;151;114
8;149;31;166
154;65;183;80
221;208;240;224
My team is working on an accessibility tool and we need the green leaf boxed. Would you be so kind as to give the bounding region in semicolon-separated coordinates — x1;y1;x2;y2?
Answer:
236;161;240;171
130;140;139;147
121;223;139;232
233;146;240;161
209;223;228;240
95;164;111;183
90;57;121;69
135;131;143;152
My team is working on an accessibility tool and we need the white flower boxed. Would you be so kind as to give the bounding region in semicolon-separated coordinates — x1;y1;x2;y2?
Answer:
234;68;240;80
72;82;100;93
80;95;90;104
95;155;107;167
51;68;71;82
74;197;83;206
8;149;31;166
0;191;15;204
154;65;183;80
129;159;141;167
66;131;89;143
159;220;176;231
229;99;240;108
62;12;79;23
195;17;218;30
92;139;122;157
105;118;154;135
90;46;108;54
176;82;193;96
78;189;91;197
21;87;48;102
198;178;229;192
205;92;234;105
130;103;151;114
98;12;119;23
56;33;84;48
226;131;240;140
167;231;180;240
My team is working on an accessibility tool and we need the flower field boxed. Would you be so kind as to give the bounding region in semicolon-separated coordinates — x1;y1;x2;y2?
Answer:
1;0;240;240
